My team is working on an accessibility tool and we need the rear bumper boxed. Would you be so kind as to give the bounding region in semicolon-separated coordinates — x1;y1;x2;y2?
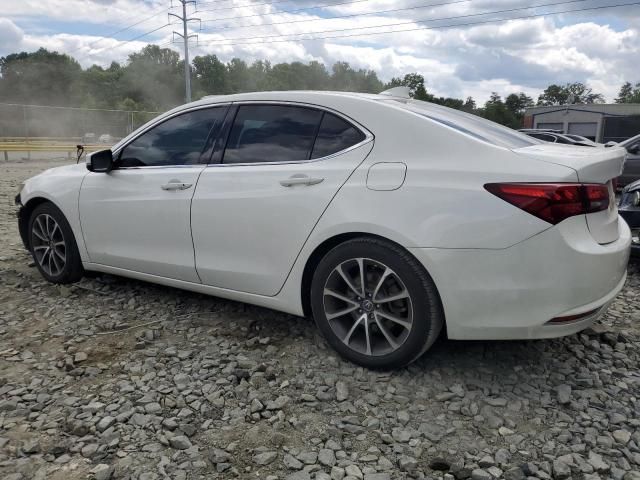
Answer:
409;215;630;340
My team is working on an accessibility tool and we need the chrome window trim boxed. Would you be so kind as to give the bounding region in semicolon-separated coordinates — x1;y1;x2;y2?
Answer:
214;100;374;168
111;103;232;169
207;138;373;168
111;100;374;170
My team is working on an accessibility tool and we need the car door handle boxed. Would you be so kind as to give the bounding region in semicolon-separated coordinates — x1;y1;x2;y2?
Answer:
161;181;193;191
279;175;324;187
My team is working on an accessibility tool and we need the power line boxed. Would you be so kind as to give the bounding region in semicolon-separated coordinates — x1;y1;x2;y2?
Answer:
196;0;336;14
67;6;172;54
197;0;592;44
76;23;173;60
199;0;473;33
197;0;372;23
193;1;640;46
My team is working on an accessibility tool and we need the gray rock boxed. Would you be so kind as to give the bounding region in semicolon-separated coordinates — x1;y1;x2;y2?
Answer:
556;384;572;404
283;453;303;470
336;381;349;401
22;438;40;454
553;458;572;479
331;466;346;480
92;464;113;480
319;448;337;467
253;451;278;465
504;466;526;480
169;435;192;450
613;429;632;444
345;464;364;479
97;416;115;432
471;469;492;480
285;472;311;480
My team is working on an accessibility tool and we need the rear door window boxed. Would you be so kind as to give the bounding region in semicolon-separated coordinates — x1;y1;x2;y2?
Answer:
311;113;366;159
223;105;323;164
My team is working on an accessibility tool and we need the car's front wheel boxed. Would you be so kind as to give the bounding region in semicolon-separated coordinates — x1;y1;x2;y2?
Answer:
28;202;84;284
310;237;443;369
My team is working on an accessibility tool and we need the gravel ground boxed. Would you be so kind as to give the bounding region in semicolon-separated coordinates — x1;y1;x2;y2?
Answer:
1;158;640;480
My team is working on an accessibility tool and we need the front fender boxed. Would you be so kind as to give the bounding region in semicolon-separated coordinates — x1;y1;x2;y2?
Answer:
20;164;89;262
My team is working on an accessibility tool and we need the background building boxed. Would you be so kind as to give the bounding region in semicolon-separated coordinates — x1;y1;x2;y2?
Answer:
523;104;640;142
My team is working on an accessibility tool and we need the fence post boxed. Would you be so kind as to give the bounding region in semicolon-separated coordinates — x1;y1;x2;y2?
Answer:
23;105;30;161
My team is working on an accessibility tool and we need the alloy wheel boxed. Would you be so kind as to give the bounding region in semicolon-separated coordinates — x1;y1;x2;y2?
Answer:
322;257;413;356
31;213;66;277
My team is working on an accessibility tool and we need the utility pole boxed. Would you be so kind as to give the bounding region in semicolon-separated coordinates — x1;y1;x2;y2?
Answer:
170;0;199;103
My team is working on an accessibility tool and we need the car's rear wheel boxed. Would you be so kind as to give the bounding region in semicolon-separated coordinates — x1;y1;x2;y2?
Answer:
310;237;443;369
28;202;83;284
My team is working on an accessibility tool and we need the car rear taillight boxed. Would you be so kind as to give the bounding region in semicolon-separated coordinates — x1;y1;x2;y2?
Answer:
484;183;610;225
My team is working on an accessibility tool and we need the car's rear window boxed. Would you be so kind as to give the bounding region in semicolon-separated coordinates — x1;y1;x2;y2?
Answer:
382;99;539;149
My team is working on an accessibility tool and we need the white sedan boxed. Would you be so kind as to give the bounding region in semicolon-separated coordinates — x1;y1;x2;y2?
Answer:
16;90;631;368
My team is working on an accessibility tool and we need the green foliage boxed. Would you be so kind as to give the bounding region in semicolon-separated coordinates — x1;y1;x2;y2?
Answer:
615;82;640;103
5;45;639;133
537;82;605;106
0;48;83;105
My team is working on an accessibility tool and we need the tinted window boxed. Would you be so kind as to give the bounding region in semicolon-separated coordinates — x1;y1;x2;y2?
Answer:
223;105;322;164
119;108;225;167
529;133;556;142
387;99;539;149
311;113;365;159
554;135;573;144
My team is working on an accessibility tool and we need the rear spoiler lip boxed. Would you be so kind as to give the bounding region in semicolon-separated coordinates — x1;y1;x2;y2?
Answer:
512;144;627;184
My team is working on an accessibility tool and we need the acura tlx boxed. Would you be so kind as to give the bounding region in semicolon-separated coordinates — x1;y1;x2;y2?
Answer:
16;89;631;368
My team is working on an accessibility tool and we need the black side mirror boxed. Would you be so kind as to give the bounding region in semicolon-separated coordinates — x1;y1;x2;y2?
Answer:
87;149;114;173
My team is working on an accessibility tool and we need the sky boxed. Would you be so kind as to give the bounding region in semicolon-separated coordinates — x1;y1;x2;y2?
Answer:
1;0;639;104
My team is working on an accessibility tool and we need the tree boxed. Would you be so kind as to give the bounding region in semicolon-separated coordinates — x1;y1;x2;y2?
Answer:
537;82;605;106
615;81;640;103
462;96;477;112
385;73;432;101
481;92;520;128
192;54;227;96
120;45;183;109
0;48;83;105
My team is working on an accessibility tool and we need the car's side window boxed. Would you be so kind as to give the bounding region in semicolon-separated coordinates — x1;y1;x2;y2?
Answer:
223;105;323;164
311;113;366;159
119;107;226;168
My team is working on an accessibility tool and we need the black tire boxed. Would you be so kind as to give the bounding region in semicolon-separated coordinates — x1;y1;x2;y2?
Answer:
28;202;84;284
310;237;444;369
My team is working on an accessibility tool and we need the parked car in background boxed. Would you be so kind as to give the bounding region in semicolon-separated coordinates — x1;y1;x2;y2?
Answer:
613;133;640;187
619;179;640;254
82;132;96;144
99;134;115;144
15;90;630;368
522;130;598;147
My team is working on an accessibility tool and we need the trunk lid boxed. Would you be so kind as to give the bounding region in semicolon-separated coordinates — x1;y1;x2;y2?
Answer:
515;144;627;244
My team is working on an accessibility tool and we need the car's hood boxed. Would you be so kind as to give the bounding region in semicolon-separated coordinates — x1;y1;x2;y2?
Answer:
29;162;86;179
514;143;627;184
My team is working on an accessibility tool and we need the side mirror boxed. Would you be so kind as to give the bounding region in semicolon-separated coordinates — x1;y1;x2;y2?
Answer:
87;149;114;173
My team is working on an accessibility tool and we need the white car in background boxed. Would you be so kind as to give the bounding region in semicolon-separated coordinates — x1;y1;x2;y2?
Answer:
99;134;115;144
16;90;630;368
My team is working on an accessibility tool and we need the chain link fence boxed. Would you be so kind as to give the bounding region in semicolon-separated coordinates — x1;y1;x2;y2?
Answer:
0;103;161;160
